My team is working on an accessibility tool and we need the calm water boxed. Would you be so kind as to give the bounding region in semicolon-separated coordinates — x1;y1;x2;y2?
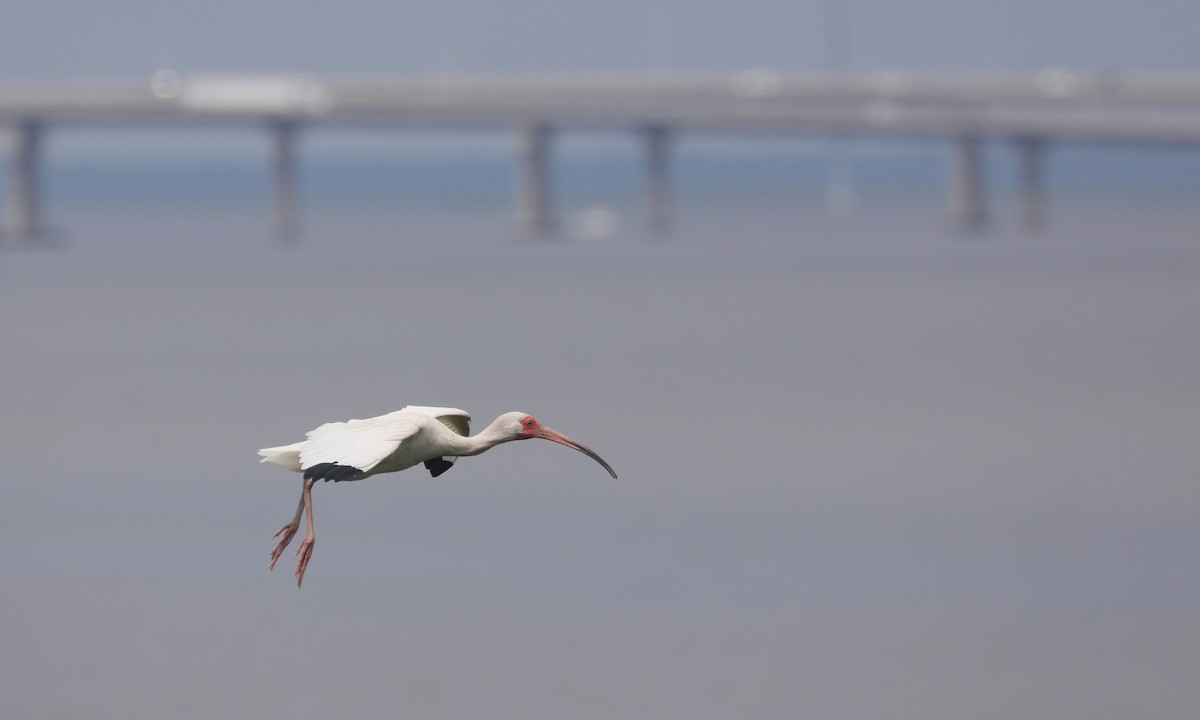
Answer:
2;155;1199;718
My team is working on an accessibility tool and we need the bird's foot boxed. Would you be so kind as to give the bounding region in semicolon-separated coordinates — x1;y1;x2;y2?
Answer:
294;537;315;588
269;523;298;571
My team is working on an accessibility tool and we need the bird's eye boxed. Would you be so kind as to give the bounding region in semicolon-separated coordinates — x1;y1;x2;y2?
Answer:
524;419;533;426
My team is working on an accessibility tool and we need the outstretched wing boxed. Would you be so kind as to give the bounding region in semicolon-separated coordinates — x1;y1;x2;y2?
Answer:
299;414;422;482
402;405;470;436
401;405;471;478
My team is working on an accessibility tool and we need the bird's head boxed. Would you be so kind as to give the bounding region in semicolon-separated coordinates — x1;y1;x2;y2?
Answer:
498;411;618;478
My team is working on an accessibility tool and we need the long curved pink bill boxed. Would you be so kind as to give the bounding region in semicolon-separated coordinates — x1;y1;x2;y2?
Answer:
538;427;618;479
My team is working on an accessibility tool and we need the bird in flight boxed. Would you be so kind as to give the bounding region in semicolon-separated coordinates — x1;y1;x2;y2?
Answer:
258;405;617;587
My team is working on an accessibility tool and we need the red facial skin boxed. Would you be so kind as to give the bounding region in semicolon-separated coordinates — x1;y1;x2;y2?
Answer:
517;415;541;439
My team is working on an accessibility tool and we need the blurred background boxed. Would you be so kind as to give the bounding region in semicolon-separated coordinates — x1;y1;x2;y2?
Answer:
2;1;1199;718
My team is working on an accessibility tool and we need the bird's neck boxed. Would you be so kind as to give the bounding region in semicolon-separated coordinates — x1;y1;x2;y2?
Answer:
453;419;516;456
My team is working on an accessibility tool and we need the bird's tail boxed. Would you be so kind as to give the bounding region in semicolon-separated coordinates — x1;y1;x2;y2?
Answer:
257;442;305;472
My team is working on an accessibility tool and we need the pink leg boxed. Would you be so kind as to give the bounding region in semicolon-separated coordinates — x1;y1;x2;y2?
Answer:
269;483;306;571
294;477;317;588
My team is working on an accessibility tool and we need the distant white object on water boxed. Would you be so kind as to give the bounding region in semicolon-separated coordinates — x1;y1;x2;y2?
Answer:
572;205;619;241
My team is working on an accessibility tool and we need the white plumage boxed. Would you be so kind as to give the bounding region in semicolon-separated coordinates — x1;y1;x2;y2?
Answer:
258;405;616;587
259;406;468;479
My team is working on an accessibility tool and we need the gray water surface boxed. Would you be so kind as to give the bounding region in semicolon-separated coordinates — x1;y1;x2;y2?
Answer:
2;197;1198;719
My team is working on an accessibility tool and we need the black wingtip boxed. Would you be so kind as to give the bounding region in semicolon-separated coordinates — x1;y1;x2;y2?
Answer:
303;462;365;482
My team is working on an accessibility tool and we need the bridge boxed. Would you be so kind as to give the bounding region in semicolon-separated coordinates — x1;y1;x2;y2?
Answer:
4;70;1200;243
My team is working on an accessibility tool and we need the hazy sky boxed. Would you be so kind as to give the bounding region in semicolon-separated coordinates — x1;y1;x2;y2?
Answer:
1;0;1199;78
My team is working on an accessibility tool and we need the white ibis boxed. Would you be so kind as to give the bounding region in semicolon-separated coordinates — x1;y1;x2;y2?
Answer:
258;405;617;587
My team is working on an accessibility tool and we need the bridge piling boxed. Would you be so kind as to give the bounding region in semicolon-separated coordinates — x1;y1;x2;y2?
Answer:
7;119;43;245
948;135;987;235
271;120;300;243
1016;137;1046;234
642;125;672;237
516;123;553;238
